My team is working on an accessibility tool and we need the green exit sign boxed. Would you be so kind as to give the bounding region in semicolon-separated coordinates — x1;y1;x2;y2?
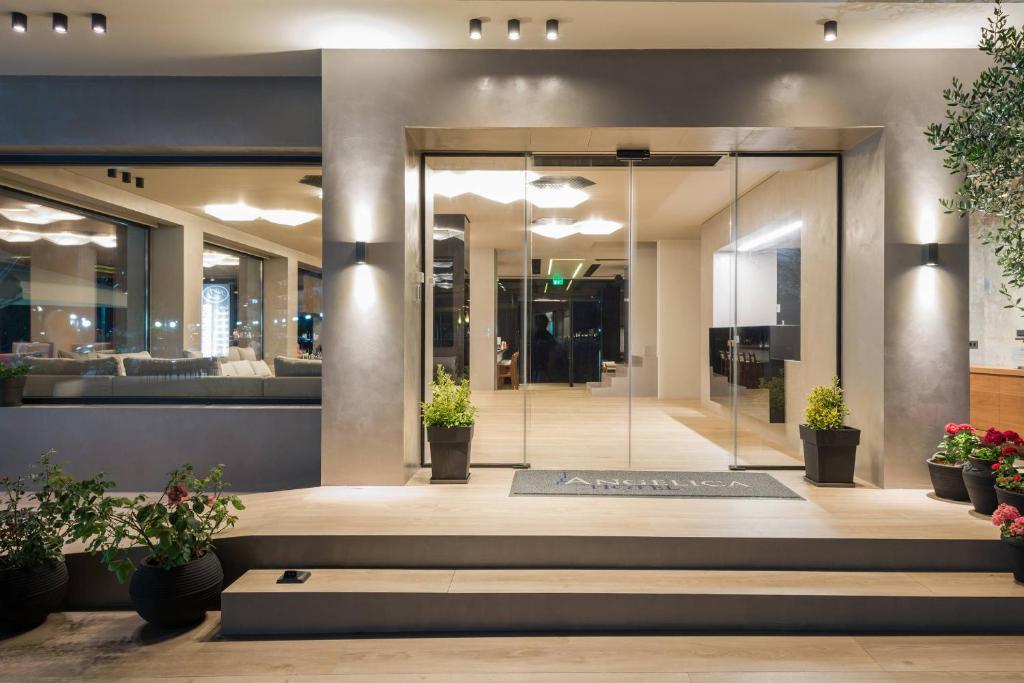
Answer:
551;276;564;286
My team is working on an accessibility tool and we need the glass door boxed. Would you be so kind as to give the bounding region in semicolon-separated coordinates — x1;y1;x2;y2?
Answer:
524;155;631;470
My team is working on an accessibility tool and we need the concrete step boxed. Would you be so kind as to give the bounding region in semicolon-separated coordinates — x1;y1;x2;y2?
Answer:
220;568;1024;636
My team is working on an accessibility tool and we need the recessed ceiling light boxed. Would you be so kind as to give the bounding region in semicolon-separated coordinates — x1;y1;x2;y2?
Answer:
0;204;85;225
52;12;68;34
824;20;838;43
507;18;520;41
259;209;319;227
91;13;106;34
204;202;262;222
11;12;27;33
546;19;559;41
469;18;482;40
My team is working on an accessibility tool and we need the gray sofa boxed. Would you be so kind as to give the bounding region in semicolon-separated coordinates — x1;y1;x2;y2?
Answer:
23;355;321;401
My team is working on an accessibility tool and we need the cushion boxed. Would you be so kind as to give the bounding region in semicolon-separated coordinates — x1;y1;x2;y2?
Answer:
123;357;221;377
97;350;152;376
27;357;119;376
58;349;101;360
226;346;258;362
111;376;262;398
221;359;273;378
24;375;113;398
274;356;321;377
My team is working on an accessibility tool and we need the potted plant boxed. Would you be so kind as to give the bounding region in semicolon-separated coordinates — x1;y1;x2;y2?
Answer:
799;377;859;487
926;422;975;501
422;366;477;484
0;361;30;407
995;445;1024;510
963;427;1018;515
0;451;114;632
82;464;244;628
992;503;1024;583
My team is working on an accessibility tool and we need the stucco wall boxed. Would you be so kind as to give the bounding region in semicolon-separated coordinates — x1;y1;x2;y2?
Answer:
321;49;984;487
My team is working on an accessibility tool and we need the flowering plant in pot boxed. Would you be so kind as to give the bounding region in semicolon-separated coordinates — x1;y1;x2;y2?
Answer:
994;445;1024;510
422;365;477;484
799;377;859;487
927;423;976;501
82;464;244;628
992;503;1024;583
0;361;30;407
0;451;115;632
963;428;1021;515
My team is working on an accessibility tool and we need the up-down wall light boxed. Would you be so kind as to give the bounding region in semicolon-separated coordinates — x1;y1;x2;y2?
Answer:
922;242;939;266
355;241;367;264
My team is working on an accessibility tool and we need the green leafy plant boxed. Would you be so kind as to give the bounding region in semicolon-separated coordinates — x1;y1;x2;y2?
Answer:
421;365;477;428
81;464;244;583
933;423;981;465
925;2;1024;310
0;362;30;380
995;442;1024;493
0;451;115;570
804;377;849;431
760;369;785;417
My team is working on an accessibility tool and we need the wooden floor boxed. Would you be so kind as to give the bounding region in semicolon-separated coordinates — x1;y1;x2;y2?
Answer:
468;386;800;469
3;611;1024;681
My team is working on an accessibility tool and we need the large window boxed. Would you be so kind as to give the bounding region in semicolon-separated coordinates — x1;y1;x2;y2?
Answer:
0;187;147;362
202;245;264;360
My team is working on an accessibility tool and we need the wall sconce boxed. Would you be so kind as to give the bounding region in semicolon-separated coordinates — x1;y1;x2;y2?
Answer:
922;242;939;266
355;241;367;264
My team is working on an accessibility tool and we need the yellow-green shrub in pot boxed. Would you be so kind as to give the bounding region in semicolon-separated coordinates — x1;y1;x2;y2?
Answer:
799;377;860;487
422;366;477;484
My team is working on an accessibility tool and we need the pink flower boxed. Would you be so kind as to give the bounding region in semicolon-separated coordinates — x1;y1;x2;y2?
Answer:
1010;518;1024;538
993;503;1021;526
165;483;189;506
958;423;974;433
945;422;959;436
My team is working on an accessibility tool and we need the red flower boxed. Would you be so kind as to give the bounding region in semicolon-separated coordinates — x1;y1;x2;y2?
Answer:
958;423;974;433
1015;474;1022;482
992;463;1001;471
983;428;1007;446
165;483;189;506
1003;445;1018;456
945;422;959;436
1004;430;1023;445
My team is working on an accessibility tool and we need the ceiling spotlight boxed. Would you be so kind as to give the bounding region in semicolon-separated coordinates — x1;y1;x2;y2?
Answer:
824;20;838;43
52;12;68;34
121;171;131;184
106;168;117;178
91;13;106;34
546;19;559;41
469;18;482;40
135;177;145;189
11;12;27;33
507;18;520;41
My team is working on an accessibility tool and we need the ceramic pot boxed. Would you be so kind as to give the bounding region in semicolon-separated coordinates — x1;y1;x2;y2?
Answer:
129;551;223;628
926;458;970;502
962;455;999;515
0;559;68;632
800;425;860;486
427;425;473;483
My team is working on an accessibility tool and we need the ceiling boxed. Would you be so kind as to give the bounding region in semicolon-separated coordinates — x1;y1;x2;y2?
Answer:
429;155;835;278
0;1;1015;76
67;166;324;257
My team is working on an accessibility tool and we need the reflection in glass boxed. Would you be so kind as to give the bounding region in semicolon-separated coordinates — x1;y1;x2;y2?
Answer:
0;188;147;361
297;268;322;357
201;244;263;359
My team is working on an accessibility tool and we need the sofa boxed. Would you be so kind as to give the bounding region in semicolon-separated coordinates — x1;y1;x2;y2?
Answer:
22;353;321;401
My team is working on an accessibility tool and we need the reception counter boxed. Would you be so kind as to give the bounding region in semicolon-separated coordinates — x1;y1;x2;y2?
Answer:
970;365;1024;434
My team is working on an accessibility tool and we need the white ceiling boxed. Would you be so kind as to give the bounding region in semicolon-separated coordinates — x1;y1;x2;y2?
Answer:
0;1;1014;76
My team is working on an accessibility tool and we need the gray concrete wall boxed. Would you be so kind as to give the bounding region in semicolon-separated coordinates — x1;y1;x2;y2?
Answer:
321;49;986;487
0;406;320;491
0;76;320;151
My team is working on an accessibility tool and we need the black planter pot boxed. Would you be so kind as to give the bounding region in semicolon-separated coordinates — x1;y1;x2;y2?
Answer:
0;559;68;633
427;425;473;483
800;425;860;487
1006;539;1024;584
962;455;999;515
129;551;223;628
0;375;26;407
995;485;1024;512
926;458;970;502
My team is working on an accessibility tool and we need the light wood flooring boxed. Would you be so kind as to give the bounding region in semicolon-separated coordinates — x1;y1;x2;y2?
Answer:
2;611;1023;681
468;385;800;469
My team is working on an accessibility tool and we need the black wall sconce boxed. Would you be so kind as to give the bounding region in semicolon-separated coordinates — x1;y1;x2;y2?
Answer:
922;242;939;266
355;241;367;264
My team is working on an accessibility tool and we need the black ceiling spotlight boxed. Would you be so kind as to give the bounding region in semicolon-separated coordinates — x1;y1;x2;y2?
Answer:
91;13;106;34
507;18;520;41
824;19;838;43
135;177;145;189
546;19;559;41
469;17;482;41
106;168;117;178
121;171;131;184
52;12;68;34
11;12;27;33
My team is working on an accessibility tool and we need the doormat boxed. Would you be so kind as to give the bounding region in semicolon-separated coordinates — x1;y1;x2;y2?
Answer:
510;470;803;499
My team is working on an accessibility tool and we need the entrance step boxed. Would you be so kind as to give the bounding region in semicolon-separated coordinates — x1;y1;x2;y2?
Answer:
220;568;1024;636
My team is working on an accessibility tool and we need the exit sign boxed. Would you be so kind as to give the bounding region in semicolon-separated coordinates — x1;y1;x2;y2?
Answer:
551;276;564;286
